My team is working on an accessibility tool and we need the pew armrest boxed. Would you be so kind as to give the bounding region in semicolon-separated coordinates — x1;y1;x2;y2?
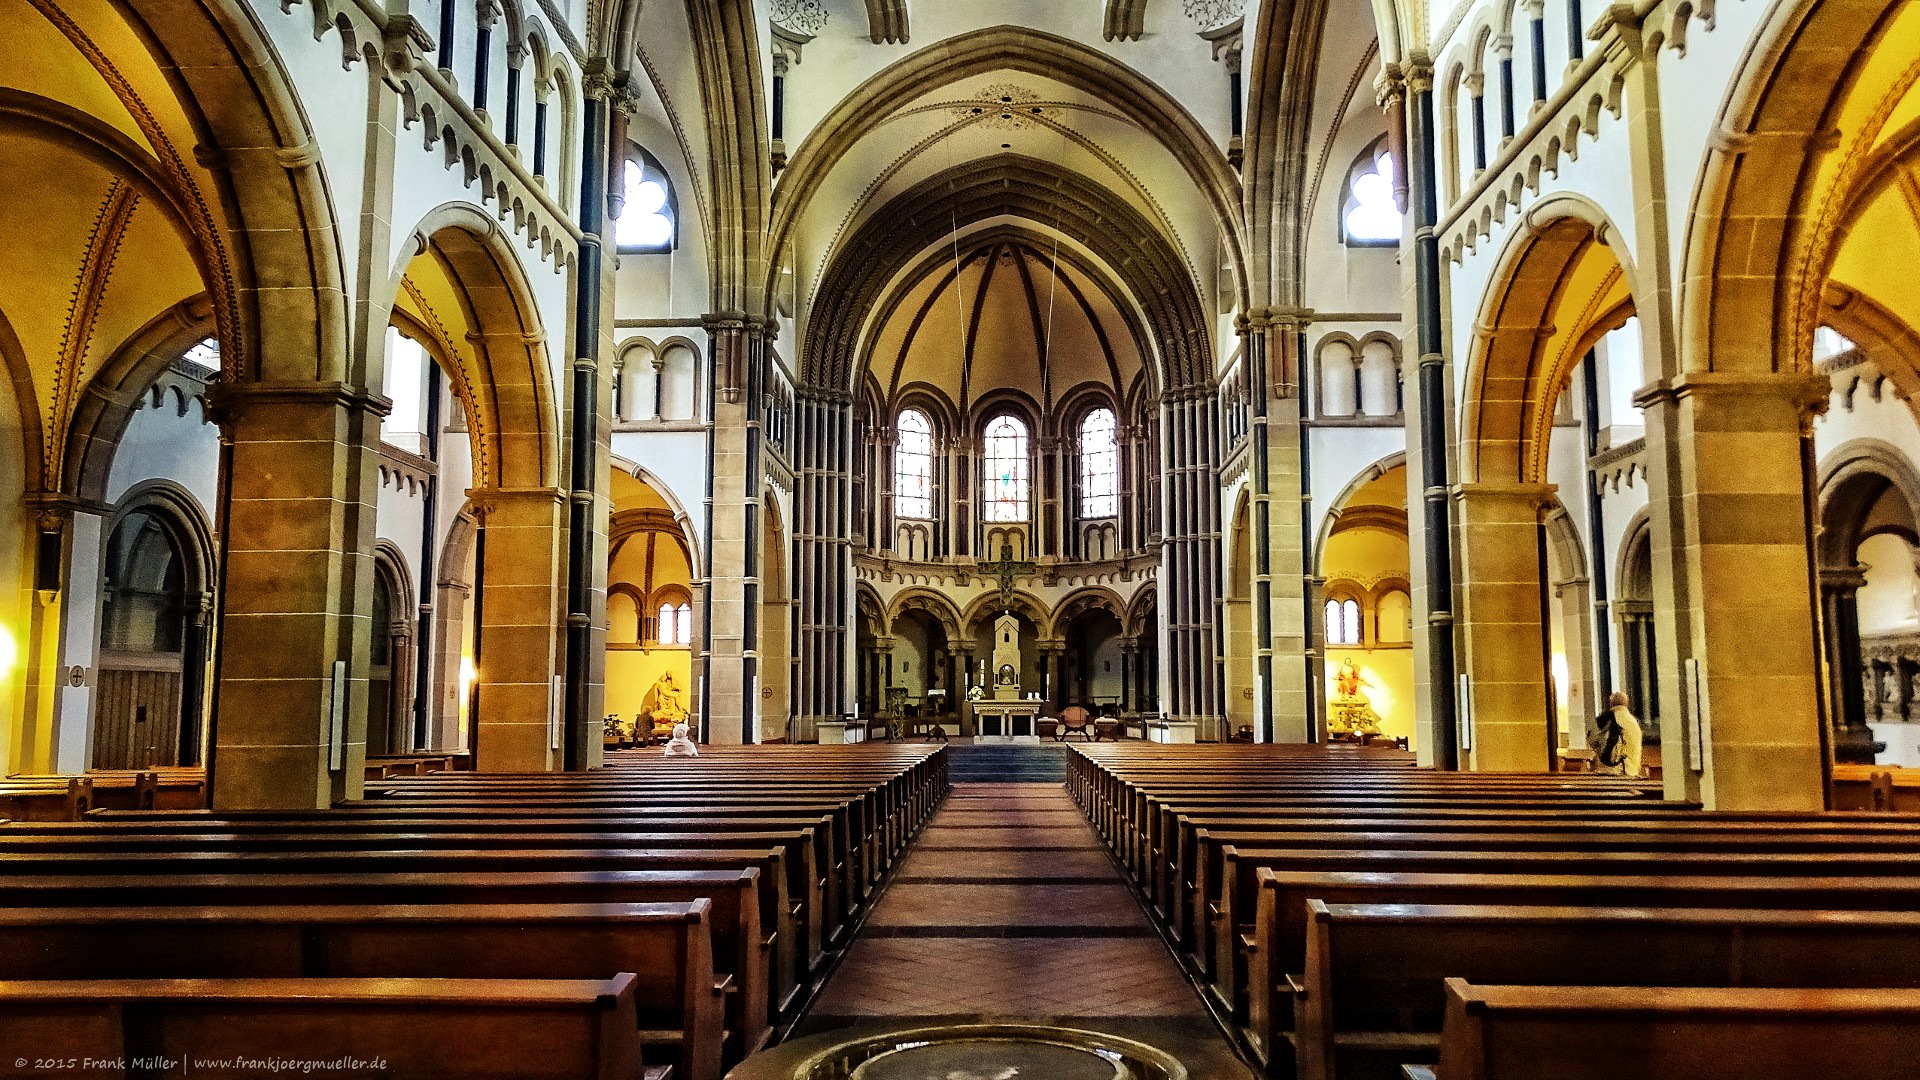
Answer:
1401;1068;1435;1080
1285;974;1306;1000
636;1029;682;1046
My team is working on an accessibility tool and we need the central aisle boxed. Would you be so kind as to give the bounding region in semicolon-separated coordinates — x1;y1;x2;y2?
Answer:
789;779;1259;1076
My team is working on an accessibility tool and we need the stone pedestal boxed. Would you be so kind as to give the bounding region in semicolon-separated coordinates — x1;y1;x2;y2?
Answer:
816;721;865;745
1147;720;1198;744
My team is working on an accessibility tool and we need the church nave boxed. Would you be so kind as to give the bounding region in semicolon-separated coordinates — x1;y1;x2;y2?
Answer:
749;773;1259;1078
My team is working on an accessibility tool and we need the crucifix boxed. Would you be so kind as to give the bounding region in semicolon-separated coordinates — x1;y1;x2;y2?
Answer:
978;542;1036;613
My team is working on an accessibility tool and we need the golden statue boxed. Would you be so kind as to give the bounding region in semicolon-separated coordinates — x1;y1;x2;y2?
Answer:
1328;658;1382;736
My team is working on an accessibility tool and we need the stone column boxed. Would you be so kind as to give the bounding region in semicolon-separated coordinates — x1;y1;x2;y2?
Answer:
1638;372;1828;809
1452;481;1555;771
1253;313;1313;743
389;621;416;752
700;314;768;745
1552;571;1595;747
431;579;471;749
1119;639;1137;713
1043;643;1068;709
1821;566;1881;764
469;486;566;772
207;382;384;809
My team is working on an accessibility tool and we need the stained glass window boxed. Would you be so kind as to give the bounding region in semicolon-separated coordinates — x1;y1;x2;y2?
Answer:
1343;148;1402;245
895;409;935;519
617;158;674;250
1079;408;1119;519
982;414;1029;522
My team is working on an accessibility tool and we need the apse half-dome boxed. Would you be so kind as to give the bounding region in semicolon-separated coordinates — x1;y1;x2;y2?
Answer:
863;239;1147;412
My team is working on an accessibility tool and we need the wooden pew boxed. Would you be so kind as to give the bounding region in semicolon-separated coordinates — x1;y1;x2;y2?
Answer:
1191;826;1920;980
0;867;772;1060
1216;845;1920;1019
0;845;802;1028
2;770;206;818
1248;868;1920;1080
358;789;892;887
1421;980;1920;1080
1292;903;1920;1080
1151;809;1920;937
0;901;721;1080
1833;763;1920;812
0;975;653;1080
30;816;843;965
0;826;829;978
90;805;862;926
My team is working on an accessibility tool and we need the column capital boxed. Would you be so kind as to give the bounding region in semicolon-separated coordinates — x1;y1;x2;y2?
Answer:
465;485;567;522
1450;480;1557;509
22;491;110;524
205;380;392;425
1632;370;1830;418
1820;565;1869;593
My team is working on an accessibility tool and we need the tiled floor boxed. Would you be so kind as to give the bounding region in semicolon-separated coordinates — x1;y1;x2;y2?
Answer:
793;780;1259;1077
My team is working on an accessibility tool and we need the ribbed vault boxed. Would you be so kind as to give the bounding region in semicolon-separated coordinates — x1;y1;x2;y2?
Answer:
857;225;1151;419
802;157;1210;394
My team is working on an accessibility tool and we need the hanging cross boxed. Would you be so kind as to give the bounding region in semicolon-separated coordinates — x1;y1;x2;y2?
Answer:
978;542;1036;613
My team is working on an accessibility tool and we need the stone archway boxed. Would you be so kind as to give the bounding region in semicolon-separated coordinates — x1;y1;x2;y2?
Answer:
1;0;364;807
1658;0;1920;808
388;206;565;772
1817;440;1920;765
1454;198;1632;771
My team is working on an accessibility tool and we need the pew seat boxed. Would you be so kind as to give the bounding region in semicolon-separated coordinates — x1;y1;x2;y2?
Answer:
1290;903;1920;1080
0;976;656;1080
1427;980;1920;1080
0;902;722;1080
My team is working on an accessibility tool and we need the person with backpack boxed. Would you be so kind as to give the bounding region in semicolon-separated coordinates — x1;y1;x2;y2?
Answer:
1589;691;1643;778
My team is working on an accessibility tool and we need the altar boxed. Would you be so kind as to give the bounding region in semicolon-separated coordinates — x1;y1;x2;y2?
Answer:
970;700;1043;744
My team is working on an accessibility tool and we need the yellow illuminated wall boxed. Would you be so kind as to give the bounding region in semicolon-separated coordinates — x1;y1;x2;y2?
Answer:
1322;464;1415;751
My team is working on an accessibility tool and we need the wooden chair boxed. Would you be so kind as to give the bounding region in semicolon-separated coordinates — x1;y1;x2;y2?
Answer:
1057;706;1093;741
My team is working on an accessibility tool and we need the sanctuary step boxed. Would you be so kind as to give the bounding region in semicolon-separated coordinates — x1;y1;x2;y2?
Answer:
946;742;1069;783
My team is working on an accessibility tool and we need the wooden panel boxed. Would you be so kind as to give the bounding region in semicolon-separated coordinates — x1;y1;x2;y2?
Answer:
93;666;182;769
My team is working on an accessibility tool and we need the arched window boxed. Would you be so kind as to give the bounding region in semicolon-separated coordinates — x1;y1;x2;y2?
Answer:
895;409;935;520
674;603;693;645
981;414;1030;522
102;510;187;653
1079;408;1120;519
1342;145;1402;245
658;603;676;646
617;154;675;251
1323;597;1362;646
1377;589;1412;643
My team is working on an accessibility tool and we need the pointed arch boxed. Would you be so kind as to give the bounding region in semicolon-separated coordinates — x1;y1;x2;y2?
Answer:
769;25;1247;310
388;203;562;490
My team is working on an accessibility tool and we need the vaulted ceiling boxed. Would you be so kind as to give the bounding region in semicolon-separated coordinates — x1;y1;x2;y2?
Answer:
862;239;1147;422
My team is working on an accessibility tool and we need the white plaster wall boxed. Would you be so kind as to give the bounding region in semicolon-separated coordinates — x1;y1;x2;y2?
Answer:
1309;429;1407;533
105;395;219;513
612;430;713;555
1814;373;1920;472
